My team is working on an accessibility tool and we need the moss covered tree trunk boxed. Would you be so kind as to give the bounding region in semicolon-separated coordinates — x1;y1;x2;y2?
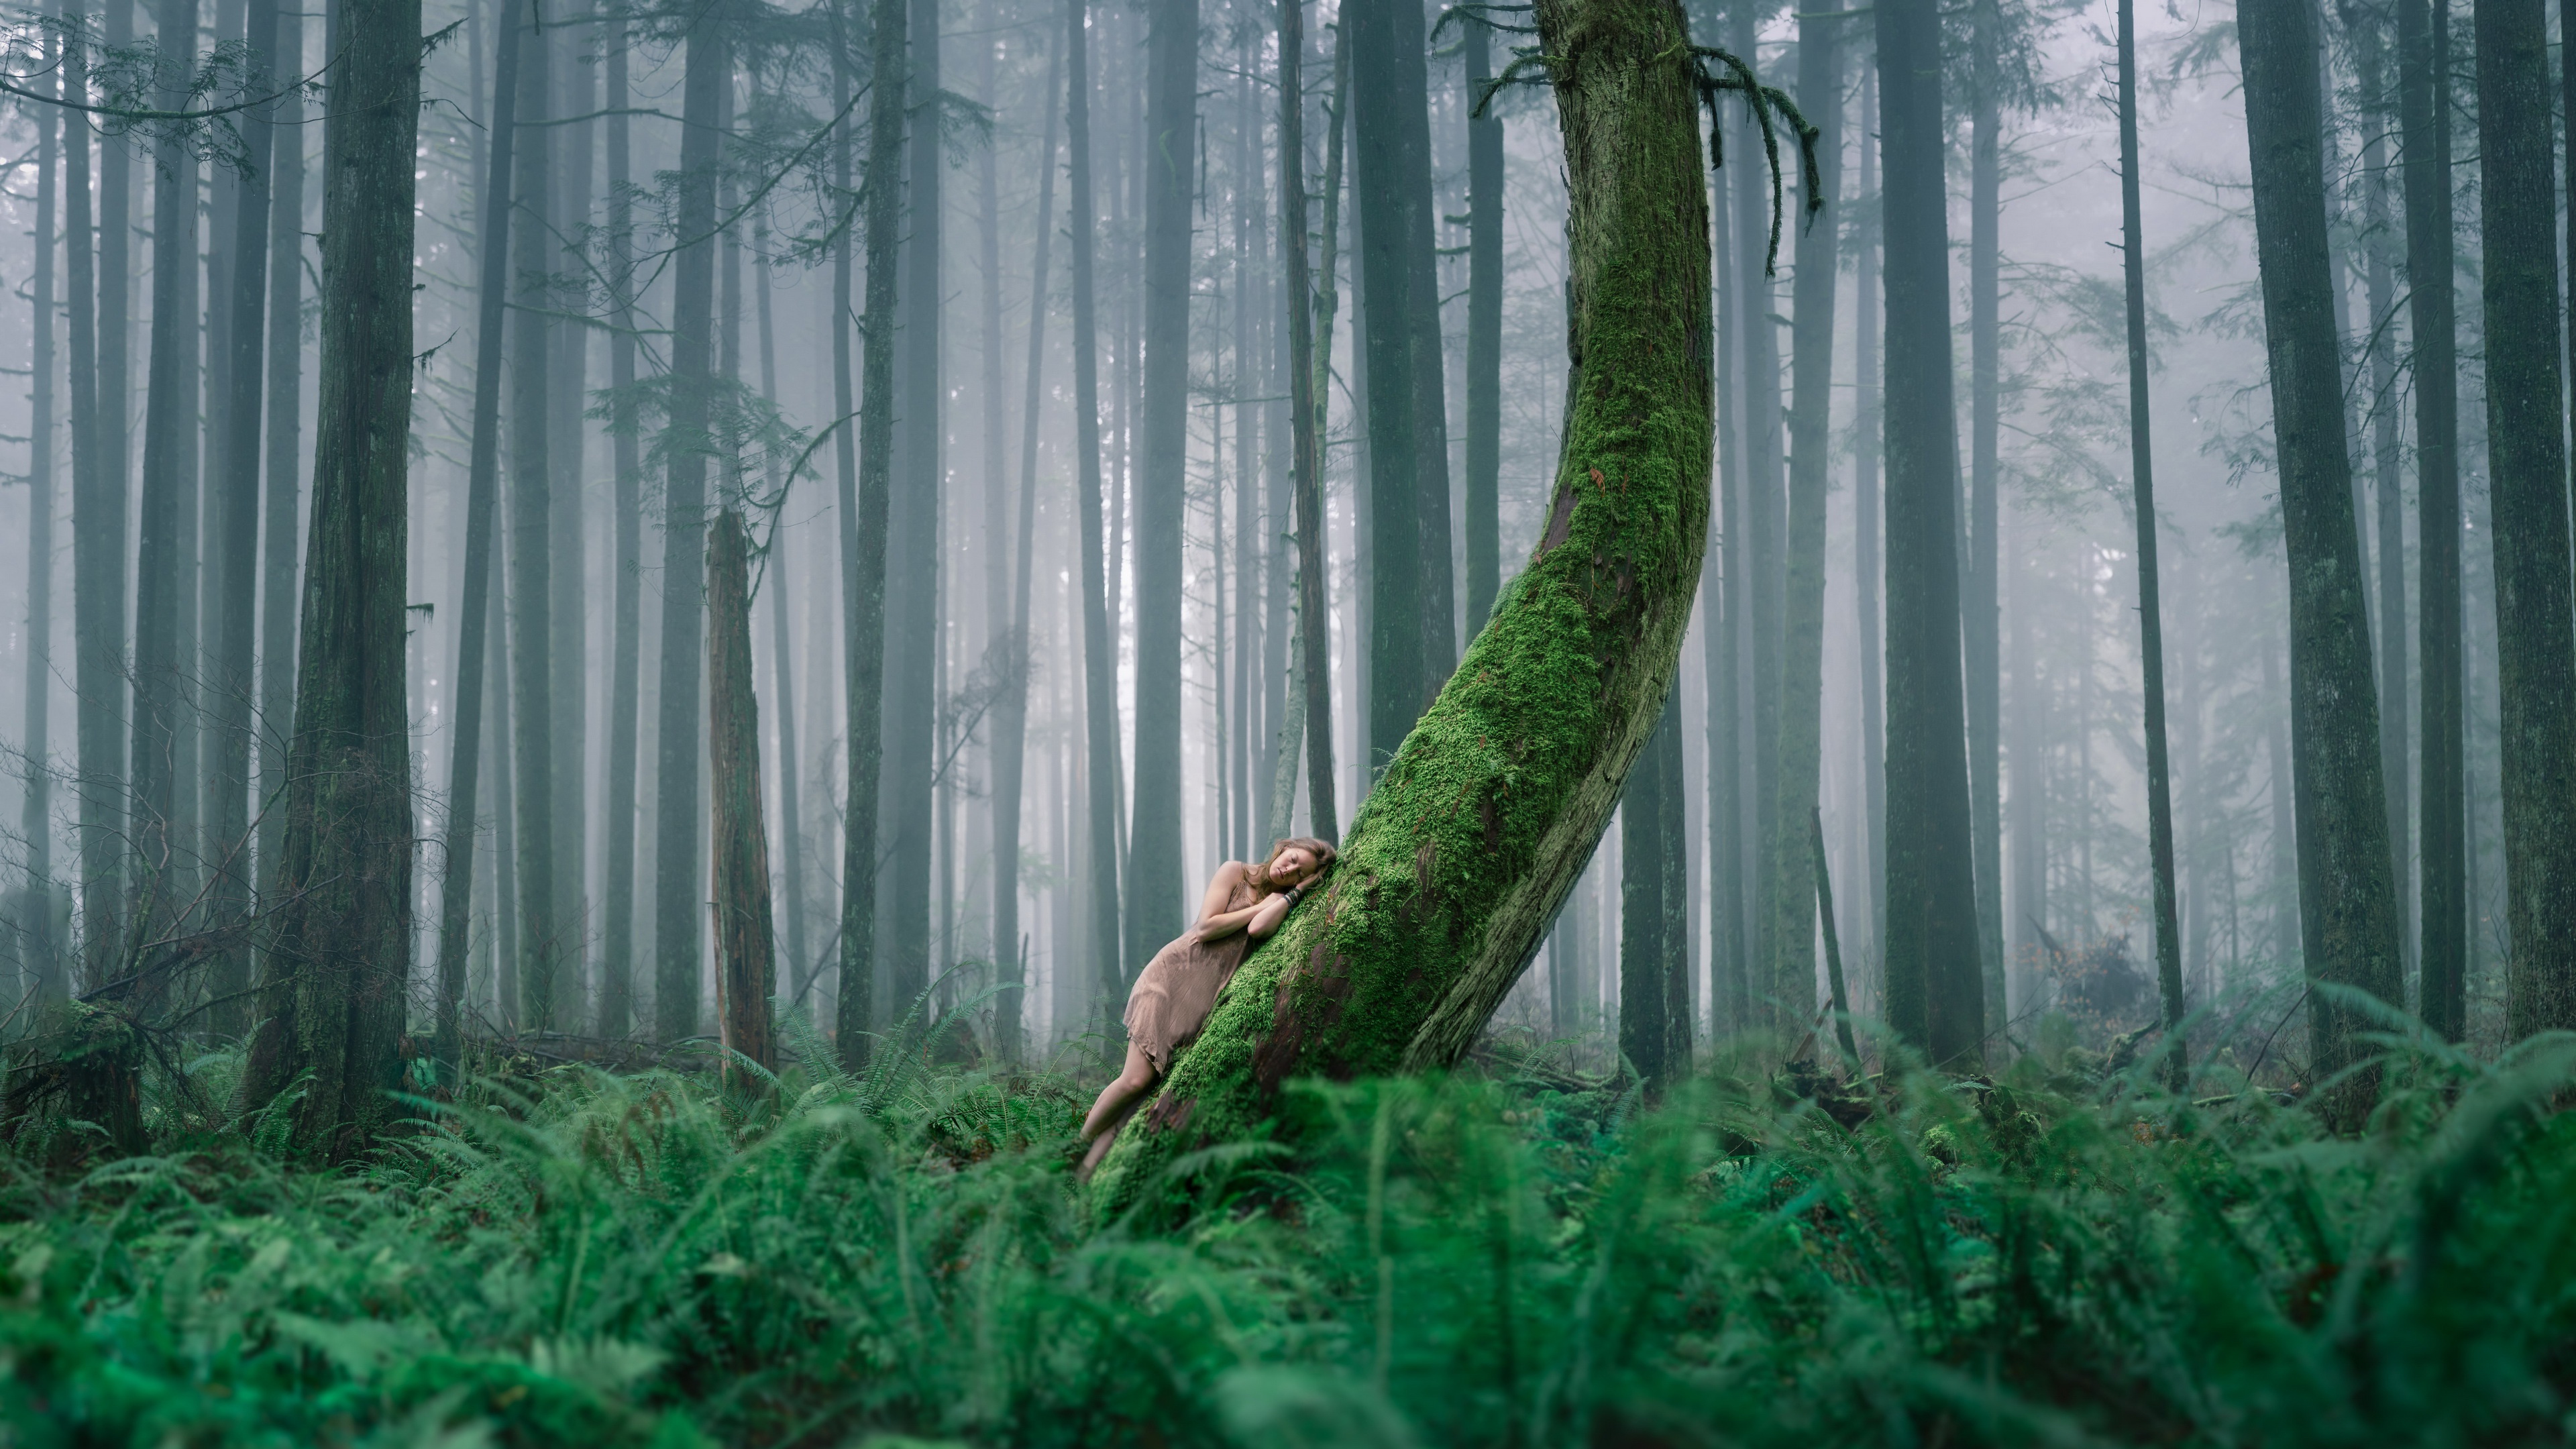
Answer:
1092;0;1709;1201
242;0;420;1158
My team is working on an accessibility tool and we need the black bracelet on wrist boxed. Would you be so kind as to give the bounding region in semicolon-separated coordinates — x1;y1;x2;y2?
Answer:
1281;885;1303;908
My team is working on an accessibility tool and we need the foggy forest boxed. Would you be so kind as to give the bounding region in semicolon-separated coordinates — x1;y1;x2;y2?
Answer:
5;0;2576;1435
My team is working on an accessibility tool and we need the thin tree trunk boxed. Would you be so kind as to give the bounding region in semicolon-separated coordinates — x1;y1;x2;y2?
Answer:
508;6;559;1034
1771;9;1841;1037
1966;0;2006;1045
600;16;643;1039
130;0;202;950
653;11;729;1042
708;509;777;1075
1293;25;1347;843
1461;15;1503;633
432;0;521;1073
1095;0;1712;1201
1394;0;1454;690
2237;0;2403;1116
1122;0;1195;973
1727;1;1786;1034
94;0;136;973
2118;0;2186;1082
21;21;61;1001
243;0;420;1155
1621;696;1674;1089
1350;0;1421;780
753;208;810;1005
991;32;1063;1064
257;1;305;961
64;5;119;998
549;36;593;1028
1853;58;1882;959
2353;13;2408;973
839;0;904;1063
2474;0;2576;1040
1710;126;1743;1035
2403;0;2464;1038
883;0;943;1018
1878;0;1985;1066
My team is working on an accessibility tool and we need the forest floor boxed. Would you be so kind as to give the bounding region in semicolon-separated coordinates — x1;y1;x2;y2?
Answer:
3;1010;2572;1448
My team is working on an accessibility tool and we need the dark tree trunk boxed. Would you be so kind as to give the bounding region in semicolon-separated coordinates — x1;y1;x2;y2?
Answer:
1966;0;2005;1032
1621;696;1676;1090
130;0;203;949
2474;0;2576;1040
1350;0;1421;779
708;510;777;1075
1462;15;1503;633
507;7;559;1034
600;17;642;1039
1066;0;1125;1026
883;0;942;1018
1770;9;1841;1037
2236;0;2402;1115
1878;0;1984;1067
257;3;306;957
2118;0;2186;1081
64;6;121;998
1122;0;1195;973
93;0;135;972
1853;58;1883;959
2353;13;2408;970
431;0;522;1072
1283;0;1342;845
1729;0;1786;1035
990;35;1063;1063
653;12;728;1042
1394;0;1454;689
242;0;420;1157
839;0;904;1063
548;36;592;1026
1095;0;1711;1201
203;0;278;1038
20;21;61;1001
2402;0;2464;1038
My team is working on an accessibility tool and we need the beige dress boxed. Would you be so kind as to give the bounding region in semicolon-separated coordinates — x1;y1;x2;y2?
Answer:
1124;878;1260;1072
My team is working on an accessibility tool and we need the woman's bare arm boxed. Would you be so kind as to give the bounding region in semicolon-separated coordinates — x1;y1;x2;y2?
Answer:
1193;863;1264;943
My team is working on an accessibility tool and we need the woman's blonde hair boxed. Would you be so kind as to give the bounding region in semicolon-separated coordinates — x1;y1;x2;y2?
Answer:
1253;837;1338;893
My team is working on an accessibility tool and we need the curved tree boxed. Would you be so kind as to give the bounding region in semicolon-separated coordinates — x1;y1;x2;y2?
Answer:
1093;0;1721;1204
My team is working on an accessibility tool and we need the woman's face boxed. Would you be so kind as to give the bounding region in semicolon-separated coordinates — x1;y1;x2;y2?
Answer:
1271;846;1317;886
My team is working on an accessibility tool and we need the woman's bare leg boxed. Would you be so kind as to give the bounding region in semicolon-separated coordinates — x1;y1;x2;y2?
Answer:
1082;1040;1159;1142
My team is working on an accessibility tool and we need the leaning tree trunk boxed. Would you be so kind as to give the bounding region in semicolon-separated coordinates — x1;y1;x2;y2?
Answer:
2401;0;2464;1040
1092;0;1711;1204
708;510;777;1076
2236;0;2402;1120
242;0;420;1159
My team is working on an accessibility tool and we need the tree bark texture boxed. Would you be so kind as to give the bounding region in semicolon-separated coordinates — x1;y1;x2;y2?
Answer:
65;7;123;996
256;3;307;965
243;0;421;1157
2402;0;2464;1039
19;23;61;1002
2473;0;2576;1040
883;0;943;1018
508;8;559;1032
1351;0;1423;777
600;19;642;1038
708;510;777;1075
1093;0;1710;1205
1877;0;1985;1067
1463;17;1503;633
2236;0;2402;1112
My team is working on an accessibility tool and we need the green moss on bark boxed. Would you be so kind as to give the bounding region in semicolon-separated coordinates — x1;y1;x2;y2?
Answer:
1091;0;1712;1209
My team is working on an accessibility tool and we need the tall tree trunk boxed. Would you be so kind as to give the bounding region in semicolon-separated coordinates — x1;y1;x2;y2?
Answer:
752;207;811;1004
508;6;559;1034
2353;13;2408;973
839;0;904;1062
21;22;61;1001
2236;0;2402;1115
2474;0;2576;1040
65;6;121;997
883;0;943;1018
257;1;306;964
1095;0;1711;1202
1853;57;1883;959
1461;15;1503;633
130;0;202;950
1122;0;1195;973
991;33;1063;1063
1878;0;1984;1066
708;509;777;1075
1965;0;2005;1045
549;36;592;1027
1350;0;1421;780
203;0;278;1039
1728;0;1786;1034
653;12;729;1042
2403;0;2464;1038
1621;696;1677;1089
242;0;421;1157
1710;125;1744;1034
432;0;523;1072
1067;0;1124;1025
1395;0;1455;690
2118;0;2186;1081
600;16;643;1038
1291;24;1347;844
1770;10;1841;1036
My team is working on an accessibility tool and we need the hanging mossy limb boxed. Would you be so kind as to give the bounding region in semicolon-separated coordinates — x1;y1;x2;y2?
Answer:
1090;0;1712;1209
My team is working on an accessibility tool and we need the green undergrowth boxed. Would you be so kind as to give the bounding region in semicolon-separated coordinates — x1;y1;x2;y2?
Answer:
7;1020;2576;1447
